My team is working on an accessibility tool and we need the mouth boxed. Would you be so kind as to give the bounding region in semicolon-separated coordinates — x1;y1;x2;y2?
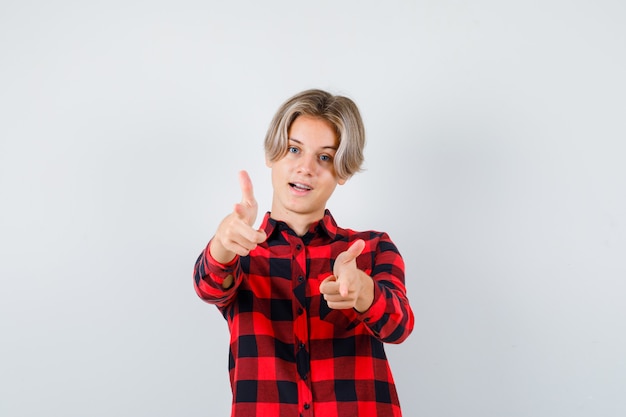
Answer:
289;182;313;192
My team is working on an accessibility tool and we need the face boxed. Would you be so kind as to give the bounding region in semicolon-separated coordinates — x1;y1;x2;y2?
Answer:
267;115;346;231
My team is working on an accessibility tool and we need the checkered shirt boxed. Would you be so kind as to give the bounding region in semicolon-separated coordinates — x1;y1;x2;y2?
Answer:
194;210;414;417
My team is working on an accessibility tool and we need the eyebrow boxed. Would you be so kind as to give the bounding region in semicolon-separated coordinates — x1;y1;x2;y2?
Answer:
288;138;338;151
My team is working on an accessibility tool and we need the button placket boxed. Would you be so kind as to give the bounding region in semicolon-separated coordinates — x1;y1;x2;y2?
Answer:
290;236;312;413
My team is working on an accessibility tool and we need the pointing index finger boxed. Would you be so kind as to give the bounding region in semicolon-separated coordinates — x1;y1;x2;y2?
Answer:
239;170;256;206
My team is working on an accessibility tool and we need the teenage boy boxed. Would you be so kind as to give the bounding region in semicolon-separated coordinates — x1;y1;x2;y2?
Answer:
194;89;414;417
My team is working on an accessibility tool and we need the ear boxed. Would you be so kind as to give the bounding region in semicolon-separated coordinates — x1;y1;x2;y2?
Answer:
337;176;348;185
265;155;273;168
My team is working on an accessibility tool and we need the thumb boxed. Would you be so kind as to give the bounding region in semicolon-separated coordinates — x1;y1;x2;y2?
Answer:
342;239;365;263
336;240;365;297
255;228;267;244
319;274;337;294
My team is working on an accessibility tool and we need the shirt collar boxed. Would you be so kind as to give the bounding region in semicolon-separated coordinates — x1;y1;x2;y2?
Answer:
260;209;338;240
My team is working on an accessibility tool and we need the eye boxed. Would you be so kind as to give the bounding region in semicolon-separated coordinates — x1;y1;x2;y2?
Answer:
288;146;299;154
319;154;332;162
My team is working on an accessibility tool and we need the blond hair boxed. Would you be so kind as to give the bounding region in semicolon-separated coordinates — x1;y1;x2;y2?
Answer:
264;89;365;180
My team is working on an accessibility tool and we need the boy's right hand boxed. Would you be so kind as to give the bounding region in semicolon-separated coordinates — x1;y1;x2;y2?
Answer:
209;170;267;264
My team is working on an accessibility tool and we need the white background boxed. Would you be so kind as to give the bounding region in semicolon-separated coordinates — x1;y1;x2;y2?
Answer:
1;1;625;416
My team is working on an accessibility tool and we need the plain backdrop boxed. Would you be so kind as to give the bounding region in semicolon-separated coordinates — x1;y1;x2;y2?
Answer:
1;1;625;416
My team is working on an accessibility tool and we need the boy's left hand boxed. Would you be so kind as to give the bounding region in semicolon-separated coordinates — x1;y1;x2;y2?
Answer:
319;239;374;313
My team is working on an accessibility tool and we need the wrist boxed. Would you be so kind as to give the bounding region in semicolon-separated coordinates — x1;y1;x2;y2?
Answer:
209;239;237;265
354;272;374;313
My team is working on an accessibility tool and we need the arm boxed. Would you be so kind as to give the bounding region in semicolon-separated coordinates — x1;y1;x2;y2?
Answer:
193;171;266;305
320;235;414;344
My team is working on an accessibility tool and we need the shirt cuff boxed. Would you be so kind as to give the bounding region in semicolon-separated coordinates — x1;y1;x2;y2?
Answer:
356;281;386;324
203;240;239;286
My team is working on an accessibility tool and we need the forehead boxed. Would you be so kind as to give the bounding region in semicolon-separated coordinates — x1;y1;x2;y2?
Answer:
288;115;338;148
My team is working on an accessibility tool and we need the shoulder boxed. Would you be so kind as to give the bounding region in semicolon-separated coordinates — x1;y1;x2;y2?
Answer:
337;226;399;252
325;210;400;251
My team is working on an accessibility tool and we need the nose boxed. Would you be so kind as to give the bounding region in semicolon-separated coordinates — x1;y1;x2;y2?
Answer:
296;153;316;175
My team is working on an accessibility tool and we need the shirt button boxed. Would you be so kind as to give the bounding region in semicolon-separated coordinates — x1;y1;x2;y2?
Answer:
299;342;305;349
296;244;302;250
297;307;304;315
298;275;304;282
304;403;310;410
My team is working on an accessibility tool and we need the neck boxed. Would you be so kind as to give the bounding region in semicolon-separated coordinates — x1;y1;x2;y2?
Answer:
270;208;324;236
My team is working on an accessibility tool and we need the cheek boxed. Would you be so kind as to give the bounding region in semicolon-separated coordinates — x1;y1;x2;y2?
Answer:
271;161;286;177
318;182;338;199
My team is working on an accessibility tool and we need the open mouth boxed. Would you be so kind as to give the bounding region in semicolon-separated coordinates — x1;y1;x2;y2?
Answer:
289;182;312;192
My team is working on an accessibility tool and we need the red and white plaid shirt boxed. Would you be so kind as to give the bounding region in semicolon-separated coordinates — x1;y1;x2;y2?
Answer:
194;210;414;417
